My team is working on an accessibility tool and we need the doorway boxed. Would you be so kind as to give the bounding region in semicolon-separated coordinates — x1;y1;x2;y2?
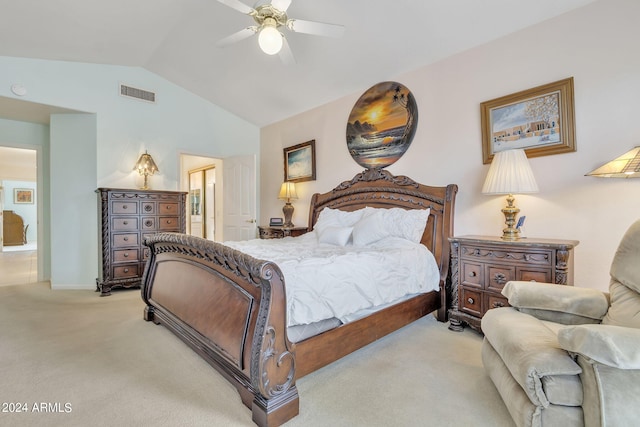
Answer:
188;165;216;239
0;146;38;286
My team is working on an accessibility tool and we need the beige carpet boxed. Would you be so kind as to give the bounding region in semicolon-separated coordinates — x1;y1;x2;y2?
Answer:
0;282;514;427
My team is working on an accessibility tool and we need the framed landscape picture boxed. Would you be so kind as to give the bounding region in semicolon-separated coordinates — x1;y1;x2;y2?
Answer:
481;77;576;164
284;140;316;183
14;188;34;204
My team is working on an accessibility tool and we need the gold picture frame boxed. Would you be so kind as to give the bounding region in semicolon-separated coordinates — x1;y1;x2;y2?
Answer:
14;188;34;204
481;77;576;164
284;140;316;183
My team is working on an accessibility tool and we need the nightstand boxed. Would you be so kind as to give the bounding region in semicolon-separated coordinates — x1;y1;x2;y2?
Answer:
448;235;579;332
258;225;308;239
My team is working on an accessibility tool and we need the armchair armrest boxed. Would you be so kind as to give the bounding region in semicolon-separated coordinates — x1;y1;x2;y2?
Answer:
502;281;609;325
558;324;640;369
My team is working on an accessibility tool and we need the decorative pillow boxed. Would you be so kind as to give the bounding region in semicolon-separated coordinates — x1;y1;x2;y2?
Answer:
352;207;430;245
317;226;353;246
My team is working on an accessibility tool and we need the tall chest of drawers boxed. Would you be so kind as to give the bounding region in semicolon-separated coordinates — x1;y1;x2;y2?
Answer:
96;188;187;296
448;235;579;332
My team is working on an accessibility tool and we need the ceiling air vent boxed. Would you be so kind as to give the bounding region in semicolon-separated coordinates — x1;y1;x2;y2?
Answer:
119;84;156;103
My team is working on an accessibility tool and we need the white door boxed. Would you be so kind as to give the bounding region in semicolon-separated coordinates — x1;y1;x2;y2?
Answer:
223;155;257;241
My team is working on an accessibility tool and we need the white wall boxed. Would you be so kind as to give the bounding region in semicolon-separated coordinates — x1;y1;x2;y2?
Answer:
0;57;259;289
260;0;640;292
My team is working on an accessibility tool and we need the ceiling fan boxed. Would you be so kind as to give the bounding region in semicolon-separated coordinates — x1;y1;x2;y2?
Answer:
216;0;345;64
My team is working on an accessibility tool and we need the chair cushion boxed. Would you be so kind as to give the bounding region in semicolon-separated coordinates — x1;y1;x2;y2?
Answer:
482;308;582;407
502;281;609;324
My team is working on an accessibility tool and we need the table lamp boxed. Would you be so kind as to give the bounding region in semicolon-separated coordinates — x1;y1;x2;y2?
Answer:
133;150;159;190
482;149;539;241
278;182;298;228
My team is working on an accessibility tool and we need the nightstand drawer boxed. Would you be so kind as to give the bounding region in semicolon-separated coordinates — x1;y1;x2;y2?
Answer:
485;293;510;312
461;262;483;288
518;267;551;283
486;264;515;293
460;287;482;317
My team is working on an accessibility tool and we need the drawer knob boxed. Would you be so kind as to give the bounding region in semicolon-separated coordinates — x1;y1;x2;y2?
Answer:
468;271;476;277
493;301;505;308
166;206;171;210
494;272;507;285
123;205;128;209
123;268;129;273
467;297;475;304
145;220;153;227
124;237;129;241
123;221;128;225
145;205;152;212
166;220;172;224
124;253;129;257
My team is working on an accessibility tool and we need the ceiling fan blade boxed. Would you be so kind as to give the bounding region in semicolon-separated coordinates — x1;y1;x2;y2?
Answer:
286;19;345;38
279;35;296;65
216;26;258;47
271;0;292;12
216;0;256;15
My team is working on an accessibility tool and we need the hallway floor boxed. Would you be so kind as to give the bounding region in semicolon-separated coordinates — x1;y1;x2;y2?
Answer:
0;247;37;286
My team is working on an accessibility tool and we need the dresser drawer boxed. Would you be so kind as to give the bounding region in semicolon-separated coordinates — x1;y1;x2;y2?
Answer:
113;233;139;247
460;287;482;317
113;249;139;263
461;245;553;268
158;216;180;231
112;201;138;214
159;202;180;215
112;217;138;231
142;217;156;230
486;264;516;293
142;202;156;214
112;264;139;279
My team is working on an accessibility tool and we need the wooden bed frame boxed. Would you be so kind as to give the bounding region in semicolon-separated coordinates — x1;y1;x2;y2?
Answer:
141;169;457;426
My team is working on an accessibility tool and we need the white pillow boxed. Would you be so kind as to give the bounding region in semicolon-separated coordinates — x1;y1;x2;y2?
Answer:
352;207;430;245
314;207;366;235
317;226;353;246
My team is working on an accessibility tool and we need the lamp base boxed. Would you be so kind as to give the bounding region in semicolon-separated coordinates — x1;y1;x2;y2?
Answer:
282;202;294;228
500;194;521;241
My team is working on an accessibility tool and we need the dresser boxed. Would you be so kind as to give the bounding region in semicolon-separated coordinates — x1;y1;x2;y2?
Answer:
96;188;187;296
258;225;308;239
448;235;579;332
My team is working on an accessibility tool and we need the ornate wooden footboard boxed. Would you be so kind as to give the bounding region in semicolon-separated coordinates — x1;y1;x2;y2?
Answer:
141;169;457;426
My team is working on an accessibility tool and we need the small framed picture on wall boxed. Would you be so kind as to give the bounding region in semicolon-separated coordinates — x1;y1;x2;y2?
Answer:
14;188;34;204
284;140;316;183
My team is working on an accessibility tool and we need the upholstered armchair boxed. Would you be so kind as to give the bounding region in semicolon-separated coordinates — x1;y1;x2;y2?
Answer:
481;220;640;427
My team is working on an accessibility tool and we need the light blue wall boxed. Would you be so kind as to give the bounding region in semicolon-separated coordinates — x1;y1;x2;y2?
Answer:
0;56;260;289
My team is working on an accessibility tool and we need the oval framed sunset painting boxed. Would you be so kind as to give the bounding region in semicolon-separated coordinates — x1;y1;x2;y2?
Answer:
346;81;418;169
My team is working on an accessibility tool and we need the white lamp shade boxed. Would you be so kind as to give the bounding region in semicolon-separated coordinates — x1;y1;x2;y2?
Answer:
278;182;298;200
482;149;539;195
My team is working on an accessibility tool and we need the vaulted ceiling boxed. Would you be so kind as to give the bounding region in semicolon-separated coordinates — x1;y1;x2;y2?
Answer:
0;0;596;127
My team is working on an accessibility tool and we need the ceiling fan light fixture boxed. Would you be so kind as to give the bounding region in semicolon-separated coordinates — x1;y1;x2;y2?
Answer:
258;18;283;55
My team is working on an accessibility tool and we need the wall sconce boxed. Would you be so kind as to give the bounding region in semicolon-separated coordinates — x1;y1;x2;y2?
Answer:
586;146;640;178
133;150;159;190
278;182;298;228
482;149;539;241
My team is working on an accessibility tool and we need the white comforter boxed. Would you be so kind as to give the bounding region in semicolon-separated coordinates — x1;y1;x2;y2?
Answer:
224;233;440;327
